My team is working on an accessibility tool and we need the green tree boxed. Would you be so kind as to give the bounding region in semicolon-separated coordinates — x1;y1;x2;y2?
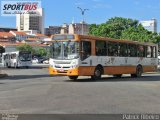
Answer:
16;44;47;57
89;17;139;39
154;34;160;55
0;46;5;54
89;24;99;36
16;44;34;53
121;24;155;42
154;34;160;45
34;47;47;57
105;17;138;39
89;17;158;43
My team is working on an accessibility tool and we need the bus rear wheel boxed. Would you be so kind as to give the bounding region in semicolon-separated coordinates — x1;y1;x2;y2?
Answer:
131;66;143;77
69;76;78;80
91;66;103;80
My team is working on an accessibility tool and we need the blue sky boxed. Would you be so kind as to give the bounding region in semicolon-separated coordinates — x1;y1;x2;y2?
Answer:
0;0;160;31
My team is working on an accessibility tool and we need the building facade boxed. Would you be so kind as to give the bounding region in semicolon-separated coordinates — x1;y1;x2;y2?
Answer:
0;27;17;32
68;21;89;35
45;26;61;36
60;24;69;34
140;19;157;33
0;32;16;43
10;31;28;42
16;8;44;34
59;22;89;35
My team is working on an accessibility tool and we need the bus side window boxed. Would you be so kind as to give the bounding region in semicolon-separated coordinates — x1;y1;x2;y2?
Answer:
96;40;107;56
154;46;157;58
81;41;91;60
108;42;118;56
11;54;16;59
147;46;151;58
119;43;128;57
137;45;145;57
151;46;156;58
128;44;137;57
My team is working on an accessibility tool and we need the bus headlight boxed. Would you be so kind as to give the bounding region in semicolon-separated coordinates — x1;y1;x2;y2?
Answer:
71;60;77;65
71;60;78;68
72;64;78;68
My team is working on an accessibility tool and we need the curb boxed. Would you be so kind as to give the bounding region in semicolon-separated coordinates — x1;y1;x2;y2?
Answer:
0;74;8;78
144;71;160;74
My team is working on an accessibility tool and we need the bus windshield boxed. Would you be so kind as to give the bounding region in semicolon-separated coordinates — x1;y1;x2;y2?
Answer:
19;52;32;61
51;41;79;60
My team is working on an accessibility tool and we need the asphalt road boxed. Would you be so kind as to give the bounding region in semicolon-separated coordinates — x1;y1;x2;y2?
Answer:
0;65;160;114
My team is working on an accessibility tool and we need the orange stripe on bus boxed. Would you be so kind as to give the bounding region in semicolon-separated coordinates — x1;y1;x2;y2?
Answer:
49;66;78;76
49;65;157;76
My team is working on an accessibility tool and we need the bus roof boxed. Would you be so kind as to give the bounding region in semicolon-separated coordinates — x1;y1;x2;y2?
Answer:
51;34;157;46
78;34;157;46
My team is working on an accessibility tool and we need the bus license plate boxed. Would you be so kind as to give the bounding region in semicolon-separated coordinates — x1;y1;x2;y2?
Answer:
59;69;64;72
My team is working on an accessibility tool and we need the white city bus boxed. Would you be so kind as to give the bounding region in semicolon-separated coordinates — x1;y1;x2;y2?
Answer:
49;34;158;80
2;51;32;68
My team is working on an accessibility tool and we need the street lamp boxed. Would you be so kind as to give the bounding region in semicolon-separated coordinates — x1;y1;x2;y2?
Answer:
77;7;89;35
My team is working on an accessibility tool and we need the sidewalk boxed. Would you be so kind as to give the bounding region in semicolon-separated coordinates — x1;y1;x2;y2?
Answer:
0;69;8;78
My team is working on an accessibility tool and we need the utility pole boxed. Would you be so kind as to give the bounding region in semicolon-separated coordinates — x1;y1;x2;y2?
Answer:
77;7;89;35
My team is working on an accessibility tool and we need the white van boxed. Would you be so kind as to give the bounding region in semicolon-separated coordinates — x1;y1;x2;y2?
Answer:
2;51;32;68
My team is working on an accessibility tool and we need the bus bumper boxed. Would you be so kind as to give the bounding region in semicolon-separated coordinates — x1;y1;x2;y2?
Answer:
49;66;78;76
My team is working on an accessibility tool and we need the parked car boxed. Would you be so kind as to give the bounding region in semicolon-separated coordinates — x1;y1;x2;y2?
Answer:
43;60;49;64
32;58;39;64
37;57;48;63
32;56;48;64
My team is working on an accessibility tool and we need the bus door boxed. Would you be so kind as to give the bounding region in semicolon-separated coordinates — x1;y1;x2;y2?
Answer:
80;41;92;66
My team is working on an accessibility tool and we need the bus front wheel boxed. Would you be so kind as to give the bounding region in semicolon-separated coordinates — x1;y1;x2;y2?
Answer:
69;76;78;80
